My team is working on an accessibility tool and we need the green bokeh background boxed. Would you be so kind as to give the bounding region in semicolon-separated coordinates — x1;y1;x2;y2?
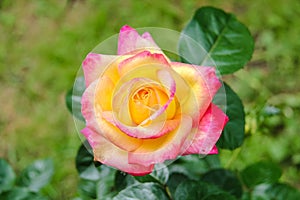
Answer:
0;0;299;199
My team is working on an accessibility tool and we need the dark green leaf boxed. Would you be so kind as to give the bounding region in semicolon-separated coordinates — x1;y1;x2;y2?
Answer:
174;180;236;200
96;165;116;199
75;141;102;180
0;159;16;193
135;163;169;185
242;183;300;200
201;169;243;198
265;183;300;200
18;158;54;192
78;165;116;199
115;171;137;192
113;182;169;200
0;187;48;200
214;83;245;150
240;161;282;188
241;184;272;200
166;173;190;196
179;6;254;74
66;76;85;121
78;179;97;199
169;153;221;179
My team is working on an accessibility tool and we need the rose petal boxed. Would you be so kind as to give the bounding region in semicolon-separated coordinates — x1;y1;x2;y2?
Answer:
208;145;218;154
182;104;228;155
81;80;143;151
118;51;170;77
94;76;115;111
128;115;193;166
103;111;180;139
118;25;161;55
82;53;118;87
81;127;154;176
171;62;221;119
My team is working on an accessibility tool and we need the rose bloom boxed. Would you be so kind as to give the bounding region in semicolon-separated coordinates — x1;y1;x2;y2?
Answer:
81;25;228;176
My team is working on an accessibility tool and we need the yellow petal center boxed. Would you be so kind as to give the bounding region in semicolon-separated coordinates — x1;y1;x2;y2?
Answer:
129;86;176;125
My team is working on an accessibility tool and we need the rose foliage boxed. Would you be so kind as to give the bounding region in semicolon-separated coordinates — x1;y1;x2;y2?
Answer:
65;6;300;200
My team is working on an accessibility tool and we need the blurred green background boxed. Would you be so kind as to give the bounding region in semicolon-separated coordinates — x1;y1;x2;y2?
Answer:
0;0;299;199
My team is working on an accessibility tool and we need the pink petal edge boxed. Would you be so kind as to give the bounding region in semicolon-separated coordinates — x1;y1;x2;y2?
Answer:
128;115;193;166
118;25;160;55
81;80;143;152
171;62;222;119
81;127;154;176
182;104;228;155
82;53;118;87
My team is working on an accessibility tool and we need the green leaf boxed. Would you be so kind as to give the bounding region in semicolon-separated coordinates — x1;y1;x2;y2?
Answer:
214;83;245;150
242;183;300;200
78;179;97;199
135;163;169;185
201;169;243;198
0;187;48;200
115;171;137;192
78;165;116;199
174;180;236;200
169;154;221;180
66;76;85;121
265;183;300;200
0;159;16;193
179;6;254;75
113;182;169;200
75;142;102;180
95;165;116;199
166;173;190;196
18;158;54;192
240;161;282;188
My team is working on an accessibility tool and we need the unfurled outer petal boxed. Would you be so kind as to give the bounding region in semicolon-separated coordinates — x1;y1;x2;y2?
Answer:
81;127;154;176
82;53;118;87
118;25;161;55
81;80;143;152
171;62;221;119
182;104;228;155
128;115;193;166
118;50;169;77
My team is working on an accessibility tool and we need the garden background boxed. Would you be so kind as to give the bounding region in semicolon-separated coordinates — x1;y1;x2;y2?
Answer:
0;0;299;199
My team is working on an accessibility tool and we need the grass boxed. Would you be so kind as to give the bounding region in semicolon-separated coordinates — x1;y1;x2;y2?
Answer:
0;0;299;199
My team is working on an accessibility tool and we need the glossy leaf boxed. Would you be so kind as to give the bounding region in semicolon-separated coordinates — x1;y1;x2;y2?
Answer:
214;83;245;150
18;158;54;192
265;183;300;200
174;180;236;200
115;171;137;192
242;183;300;200
75;142;101;180
135;163;169;185
96;165;116;199
113;182;169;200
169;154;221;179
166;173;190;196
77;165;116;199
240;161;282;188
66;76;85;121
201;169;243;198
0;159;16;193
179;6;254;74
78;179;97;199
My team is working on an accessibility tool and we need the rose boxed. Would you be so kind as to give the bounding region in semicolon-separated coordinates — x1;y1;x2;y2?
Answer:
80;25;228;175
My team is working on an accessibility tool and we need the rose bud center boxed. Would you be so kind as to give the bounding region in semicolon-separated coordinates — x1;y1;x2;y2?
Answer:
129;86;176;125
